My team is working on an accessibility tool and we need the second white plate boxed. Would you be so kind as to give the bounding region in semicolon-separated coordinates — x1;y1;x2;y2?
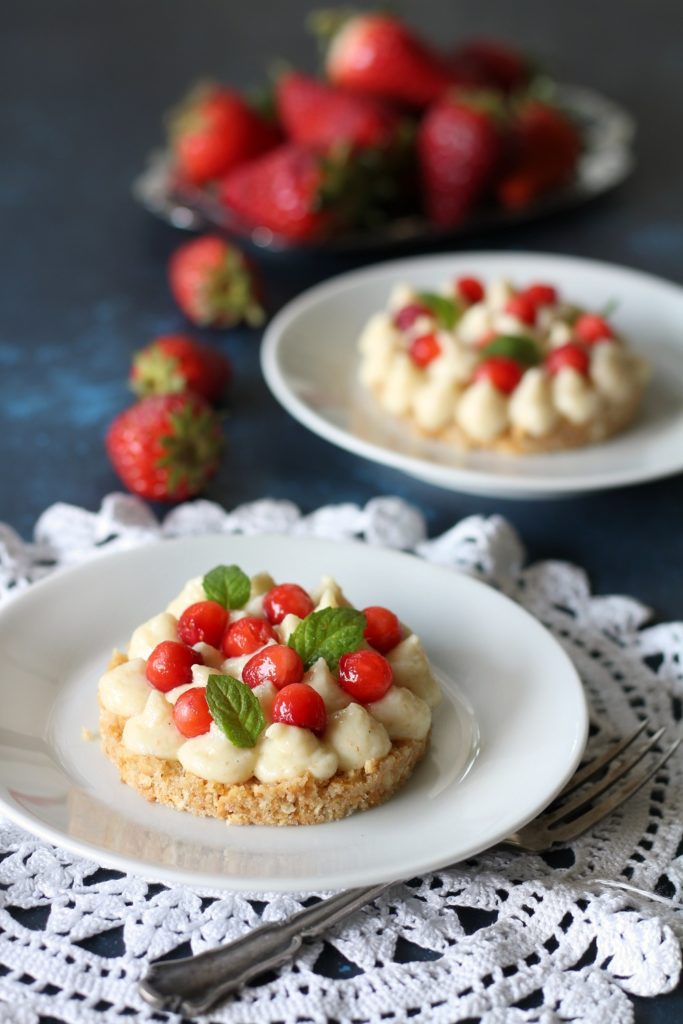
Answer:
262;252;683;499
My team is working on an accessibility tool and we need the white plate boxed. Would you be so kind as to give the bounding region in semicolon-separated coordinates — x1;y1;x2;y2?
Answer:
0;535;587;892
262;252;683;499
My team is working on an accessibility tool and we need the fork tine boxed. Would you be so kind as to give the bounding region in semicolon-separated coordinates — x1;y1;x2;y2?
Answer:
558;719;649;798
544;726;666;827
551;738;681;843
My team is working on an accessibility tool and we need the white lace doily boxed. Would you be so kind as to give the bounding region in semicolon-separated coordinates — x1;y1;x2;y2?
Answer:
1;494;682;1024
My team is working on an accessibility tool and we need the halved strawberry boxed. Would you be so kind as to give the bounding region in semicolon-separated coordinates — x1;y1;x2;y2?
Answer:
168;236;264;328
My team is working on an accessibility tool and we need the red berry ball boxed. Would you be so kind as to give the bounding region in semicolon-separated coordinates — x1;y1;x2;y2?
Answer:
263;583;314;625
393;303;433;331
272;683;327;735
457;276;485;304
409;332;441;368
243;644;304;690
363;606;402;654
474;356;524;394
221;616;277;657
504;294;537;326
178;600;229;648
546;342;590;377
575;313;614;345
522;283;557;307
338;650;393;704
146;640;203;692
173;687;213;737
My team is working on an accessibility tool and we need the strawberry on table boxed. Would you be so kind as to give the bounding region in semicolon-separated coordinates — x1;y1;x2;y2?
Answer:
418;90;504;227
168;235;264;327
311;9;454;108
275;70;403;150
496;100;580;210
130;334;232;404
106;393;223;502
169;84;281;186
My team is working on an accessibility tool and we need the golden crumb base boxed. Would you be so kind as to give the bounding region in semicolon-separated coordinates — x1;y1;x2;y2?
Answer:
99;653;428;826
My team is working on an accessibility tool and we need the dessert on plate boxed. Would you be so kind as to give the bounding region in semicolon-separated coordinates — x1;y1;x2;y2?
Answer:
358;274;648;453
98;564;441;825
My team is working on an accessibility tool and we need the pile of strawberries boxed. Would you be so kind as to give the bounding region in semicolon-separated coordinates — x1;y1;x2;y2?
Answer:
164;9;581;243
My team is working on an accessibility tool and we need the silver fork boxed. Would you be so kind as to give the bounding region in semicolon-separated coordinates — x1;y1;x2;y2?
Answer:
139;722;680;1016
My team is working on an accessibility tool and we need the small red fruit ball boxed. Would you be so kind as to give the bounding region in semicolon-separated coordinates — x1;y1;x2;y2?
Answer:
409;332;441;368
146;640;203;692
221;616;277;657
575;313;614;345
363;606;402;654
243;645;304;690
263;584;314;625
272;683;327;735
173;688;213;737
546;343;590;377
522;283;557;307
504;294;537;326
474;356;524;394
456;276;484;305
393;303;433;331
338;650;393;703
178;600;229;648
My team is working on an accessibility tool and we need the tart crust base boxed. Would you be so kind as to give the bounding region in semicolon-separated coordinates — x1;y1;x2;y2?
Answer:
99;654;429;826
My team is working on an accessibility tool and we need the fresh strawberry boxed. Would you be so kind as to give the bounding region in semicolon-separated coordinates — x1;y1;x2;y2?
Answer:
220;143;360;242
106;393;223;502
418;91;503;227
169;84;281;186
496;100;580;209
449;40;531;94
130;334;232;404
276;70;402;149
312;10;454;108
168;235;264;327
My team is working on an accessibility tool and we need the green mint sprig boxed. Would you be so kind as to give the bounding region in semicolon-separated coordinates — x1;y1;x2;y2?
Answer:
416;291;461;330
288;607;366;671
205;674;265;748
481;334;540;366
203;564;250;609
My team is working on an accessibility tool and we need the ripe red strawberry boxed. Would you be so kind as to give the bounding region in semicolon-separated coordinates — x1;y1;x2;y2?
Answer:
169;84;281;186
106;393;223;502
130;334;232;404
220;143;341;242
496;101;580;209
313;10;454;108
276;70;402;150
168;235;264;327
418;91;503;227
449;40;531;94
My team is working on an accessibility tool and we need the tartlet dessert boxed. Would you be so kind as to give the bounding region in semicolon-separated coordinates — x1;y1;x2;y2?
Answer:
98;565;441;825
358;274;648;453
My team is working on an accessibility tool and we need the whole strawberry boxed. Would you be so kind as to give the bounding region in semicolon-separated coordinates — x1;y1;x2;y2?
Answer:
496;100;580;209
168;235;264;327
106;393;223;502
449;40;531;94
312;10;454;108
276;70;402;150
418;91;503;227
169;84;281;186
130;334;232;404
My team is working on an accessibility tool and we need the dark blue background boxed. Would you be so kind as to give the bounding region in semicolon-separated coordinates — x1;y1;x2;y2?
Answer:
2;2;682;1020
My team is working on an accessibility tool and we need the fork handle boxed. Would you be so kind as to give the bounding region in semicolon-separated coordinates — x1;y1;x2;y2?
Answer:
139;882;390;1016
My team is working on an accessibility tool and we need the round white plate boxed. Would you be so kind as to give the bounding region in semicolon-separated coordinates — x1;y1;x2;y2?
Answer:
262;252;683;499
0;535;587;892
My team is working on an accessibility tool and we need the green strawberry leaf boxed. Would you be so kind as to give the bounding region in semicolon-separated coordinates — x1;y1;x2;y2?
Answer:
203;564;251;609
206;674;265;748
288;607;366;671
481;334;540;366
416;291;461;330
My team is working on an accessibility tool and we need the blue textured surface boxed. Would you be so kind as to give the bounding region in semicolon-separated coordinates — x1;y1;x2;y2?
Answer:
1;2;682;1019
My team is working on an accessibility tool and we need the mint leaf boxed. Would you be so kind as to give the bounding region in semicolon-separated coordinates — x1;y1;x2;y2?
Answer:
206;674;265;748
203;564;250;609
288;607;366;671
481;334;540;367
416;291;461;330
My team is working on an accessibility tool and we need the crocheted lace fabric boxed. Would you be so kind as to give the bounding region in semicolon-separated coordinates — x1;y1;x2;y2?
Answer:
0;494;682;1024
